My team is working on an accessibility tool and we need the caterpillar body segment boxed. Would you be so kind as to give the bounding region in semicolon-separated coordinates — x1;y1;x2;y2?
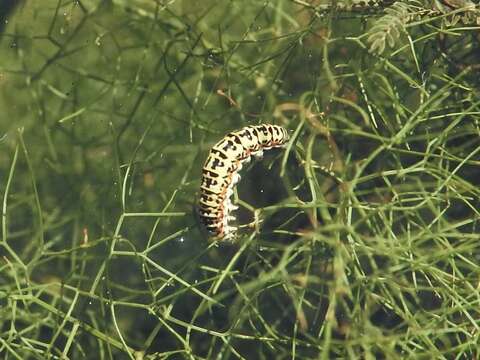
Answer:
199;124;289;240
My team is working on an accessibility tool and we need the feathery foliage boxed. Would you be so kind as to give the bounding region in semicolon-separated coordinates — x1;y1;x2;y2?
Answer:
1;0;479;358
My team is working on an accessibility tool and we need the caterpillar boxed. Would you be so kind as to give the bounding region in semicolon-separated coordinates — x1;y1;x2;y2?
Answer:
313;0;395;12
198;124;289;240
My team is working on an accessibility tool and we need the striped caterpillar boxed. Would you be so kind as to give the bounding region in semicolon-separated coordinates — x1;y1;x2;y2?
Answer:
313;0;395;11
199;124;289;240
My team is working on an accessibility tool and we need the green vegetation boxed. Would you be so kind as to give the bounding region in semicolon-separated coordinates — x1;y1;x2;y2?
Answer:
1;0;479;358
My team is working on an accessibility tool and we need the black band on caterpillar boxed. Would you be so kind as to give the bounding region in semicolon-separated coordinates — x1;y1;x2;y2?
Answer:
199;124;289;240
